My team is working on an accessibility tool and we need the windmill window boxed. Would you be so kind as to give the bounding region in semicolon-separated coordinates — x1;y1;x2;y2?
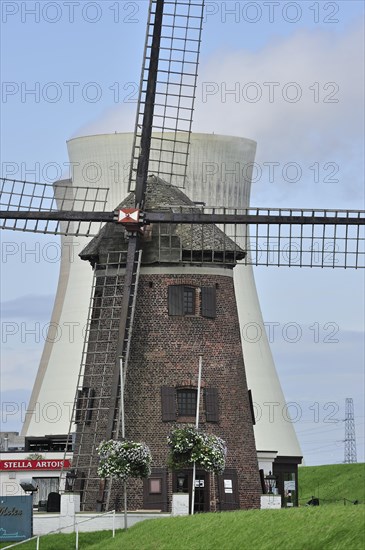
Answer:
183;287;195;314
161;386;219;423
168;285;216;317
177;389;197;417
168;285;196;316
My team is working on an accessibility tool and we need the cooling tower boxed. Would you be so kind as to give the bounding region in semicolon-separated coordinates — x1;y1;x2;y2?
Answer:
22;133;302;473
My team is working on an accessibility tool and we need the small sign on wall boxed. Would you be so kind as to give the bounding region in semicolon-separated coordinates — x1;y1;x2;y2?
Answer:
0;495;33;542
260;495;282;509
284;480;295;491
224;479;233;494
171;493;189;516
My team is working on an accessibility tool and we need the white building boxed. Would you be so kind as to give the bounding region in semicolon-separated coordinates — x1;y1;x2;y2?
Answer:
0;451;72;507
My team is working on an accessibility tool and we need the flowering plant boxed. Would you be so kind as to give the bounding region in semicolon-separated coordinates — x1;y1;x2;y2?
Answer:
96;439;152;481
167;426;226;475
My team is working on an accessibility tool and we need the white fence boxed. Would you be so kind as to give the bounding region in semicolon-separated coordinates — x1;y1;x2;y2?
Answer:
1;494;170;549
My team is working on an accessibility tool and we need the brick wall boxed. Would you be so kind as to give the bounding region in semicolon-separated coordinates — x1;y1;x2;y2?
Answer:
74;269;261;511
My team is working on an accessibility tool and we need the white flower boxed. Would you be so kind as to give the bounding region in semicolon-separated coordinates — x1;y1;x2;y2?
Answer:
97;439;152;480
168;427;226;474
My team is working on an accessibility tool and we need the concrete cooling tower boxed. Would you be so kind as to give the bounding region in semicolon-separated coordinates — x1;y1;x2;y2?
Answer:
22;133;302;495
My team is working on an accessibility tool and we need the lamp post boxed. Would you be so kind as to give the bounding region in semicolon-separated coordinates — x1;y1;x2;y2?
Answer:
65;469;77;492
19;480;38;494
177;472;185;492
265;471;277;495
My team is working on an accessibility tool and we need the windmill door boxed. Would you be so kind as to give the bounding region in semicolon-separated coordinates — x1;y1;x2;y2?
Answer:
217;469;239;510
173;470;210;513
194;473;207;513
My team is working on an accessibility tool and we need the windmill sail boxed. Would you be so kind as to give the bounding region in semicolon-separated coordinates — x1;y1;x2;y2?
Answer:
1;176;364;268
0;177;109;236
129;0;205;191
67;0;207;510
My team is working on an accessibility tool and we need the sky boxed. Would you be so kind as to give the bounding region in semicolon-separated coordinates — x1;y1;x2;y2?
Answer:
1;0;364;466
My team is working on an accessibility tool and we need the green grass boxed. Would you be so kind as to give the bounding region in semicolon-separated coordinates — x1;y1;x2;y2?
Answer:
2;464;364;549
298;463;365;505
90;507;365;550
2;506;364;550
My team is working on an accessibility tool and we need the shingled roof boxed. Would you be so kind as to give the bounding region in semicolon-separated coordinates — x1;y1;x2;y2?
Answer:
80;176;245;267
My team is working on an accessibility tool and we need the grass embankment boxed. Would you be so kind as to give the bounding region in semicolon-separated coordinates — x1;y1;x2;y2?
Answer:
298;463;365;505
1;464;364;549
2;506;364;550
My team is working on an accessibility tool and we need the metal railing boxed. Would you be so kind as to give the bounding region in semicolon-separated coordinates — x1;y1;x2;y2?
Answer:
1;509;116;550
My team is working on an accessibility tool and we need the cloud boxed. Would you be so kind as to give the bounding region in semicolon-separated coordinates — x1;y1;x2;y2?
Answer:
195;22;363;145
194;22;364;208
70;22;364;212
71;102;137;139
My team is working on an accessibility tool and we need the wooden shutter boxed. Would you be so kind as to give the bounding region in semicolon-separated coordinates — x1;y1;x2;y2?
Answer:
259;469;267;494
168;286;184;315
161;386;176;421
85;388;95;425
248;389;256;425
75;389;83;424
201;287;216;318
205;387;219;422
75;387;94;425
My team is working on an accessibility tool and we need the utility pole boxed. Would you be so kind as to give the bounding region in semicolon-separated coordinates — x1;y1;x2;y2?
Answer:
344;398;357;463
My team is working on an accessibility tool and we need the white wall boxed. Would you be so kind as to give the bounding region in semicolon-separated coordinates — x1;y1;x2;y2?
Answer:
33;510;170;536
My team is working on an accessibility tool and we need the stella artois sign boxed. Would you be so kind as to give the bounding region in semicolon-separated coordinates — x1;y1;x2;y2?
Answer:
0;459;71;471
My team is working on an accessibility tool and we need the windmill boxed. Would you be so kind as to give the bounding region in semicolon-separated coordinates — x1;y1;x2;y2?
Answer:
1;0;364;513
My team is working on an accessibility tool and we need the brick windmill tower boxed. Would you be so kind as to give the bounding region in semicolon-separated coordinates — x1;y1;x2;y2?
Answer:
74;177;261;511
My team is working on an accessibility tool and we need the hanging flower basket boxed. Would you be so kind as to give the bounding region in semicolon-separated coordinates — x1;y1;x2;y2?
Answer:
167;426;226;475
96;440;152;481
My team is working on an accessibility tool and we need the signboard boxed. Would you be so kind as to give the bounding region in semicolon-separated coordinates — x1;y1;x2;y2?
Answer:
260;495;282;509
0;496;32;542
284;480;296;491
171;493;189;516
0;459;71;471
224;479;233;494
